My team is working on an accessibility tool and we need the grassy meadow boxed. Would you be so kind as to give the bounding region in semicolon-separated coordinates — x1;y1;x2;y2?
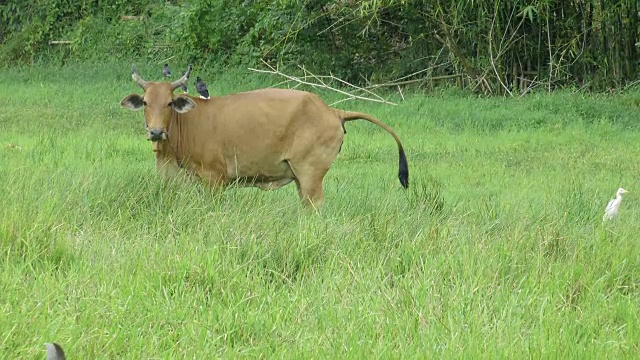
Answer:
2;63;640;358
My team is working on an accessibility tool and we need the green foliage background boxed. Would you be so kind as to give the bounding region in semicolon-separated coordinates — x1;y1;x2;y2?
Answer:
1;0;639;91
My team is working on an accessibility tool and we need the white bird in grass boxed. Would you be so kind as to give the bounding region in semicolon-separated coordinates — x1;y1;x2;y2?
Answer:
602;187;629;222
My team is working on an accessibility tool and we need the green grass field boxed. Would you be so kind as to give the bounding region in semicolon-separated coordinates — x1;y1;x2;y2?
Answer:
2;63;640;358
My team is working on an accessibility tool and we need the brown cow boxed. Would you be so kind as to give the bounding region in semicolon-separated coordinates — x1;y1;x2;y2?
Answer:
120;65;408;207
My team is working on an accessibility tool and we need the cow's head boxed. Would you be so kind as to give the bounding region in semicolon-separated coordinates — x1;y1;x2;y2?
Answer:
120;64;197;144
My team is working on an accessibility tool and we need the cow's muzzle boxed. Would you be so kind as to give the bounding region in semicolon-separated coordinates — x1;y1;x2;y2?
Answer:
147;129;167;142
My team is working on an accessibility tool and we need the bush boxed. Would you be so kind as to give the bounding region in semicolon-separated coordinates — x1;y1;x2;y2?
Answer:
2;0;639;90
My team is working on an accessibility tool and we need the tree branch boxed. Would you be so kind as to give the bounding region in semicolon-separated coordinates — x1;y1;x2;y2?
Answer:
248;61;396;106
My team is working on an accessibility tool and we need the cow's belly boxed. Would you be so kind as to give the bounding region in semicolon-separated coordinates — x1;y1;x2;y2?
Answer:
226;158;295;190
234;176;295;190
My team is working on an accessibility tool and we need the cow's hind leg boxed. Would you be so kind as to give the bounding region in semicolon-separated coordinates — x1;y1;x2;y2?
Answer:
288;125;343;208
293;173;325;208
287;160;332;208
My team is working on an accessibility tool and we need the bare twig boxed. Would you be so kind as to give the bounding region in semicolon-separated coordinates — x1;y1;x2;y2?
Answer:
547;14;552;93
397;86;405;101
379;51;448;84
159;55;176;65
518;75;540;97
49;40;73;45
299;65;387;102
120;15;144;21
317;7;361;35
248;60;396;105
488;7;513;97
618;79;640;93
369;74;463;88
328;97;357;106
365;48;456;90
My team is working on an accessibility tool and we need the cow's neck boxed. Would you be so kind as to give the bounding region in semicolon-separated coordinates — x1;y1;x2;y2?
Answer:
154;110;184;168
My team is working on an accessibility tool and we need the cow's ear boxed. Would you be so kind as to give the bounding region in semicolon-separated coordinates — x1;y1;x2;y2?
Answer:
120;94;144;111
172;96;197;113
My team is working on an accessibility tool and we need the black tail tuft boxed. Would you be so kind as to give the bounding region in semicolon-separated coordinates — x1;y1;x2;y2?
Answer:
398;147;409;188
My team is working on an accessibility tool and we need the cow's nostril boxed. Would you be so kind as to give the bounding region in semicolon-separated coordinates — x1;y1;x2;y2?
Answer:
148;129;165;141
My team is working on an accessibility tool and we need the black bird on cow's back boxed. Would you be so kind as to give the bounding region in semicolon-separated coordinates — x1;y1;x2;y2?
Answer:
196;77;210;99
180;71;188;94
162;63;171;78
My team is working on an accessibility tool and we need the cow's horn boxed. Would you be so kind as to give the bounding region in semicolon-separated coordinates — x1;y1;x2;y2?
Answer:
131;64;149;89
171;64;192;90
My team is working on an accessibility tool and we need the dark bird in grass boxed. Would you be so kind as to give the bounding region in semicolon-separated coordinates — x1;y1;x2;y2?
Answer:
45;343;66;360
180;71;188;93
196;77;210;99
162;63;171;78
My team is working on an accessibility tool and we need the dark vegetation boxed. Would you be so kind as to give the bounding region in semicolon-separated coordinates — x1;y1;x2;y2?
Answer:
1;0;639;93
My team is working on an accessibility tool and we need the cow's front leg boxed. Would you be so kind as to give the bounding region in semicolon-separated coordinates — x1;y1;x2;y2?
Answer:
199;168;227;190
156;156;182;179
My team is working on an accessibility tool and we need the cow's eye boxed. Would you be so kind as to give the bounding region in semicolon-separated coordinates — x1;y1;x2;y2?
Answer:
142;100;148;106
168;101;173;107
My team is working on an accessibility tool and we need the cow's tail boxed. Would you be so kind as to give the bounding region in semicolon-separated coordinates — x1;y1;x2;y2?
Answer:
336;110;409;189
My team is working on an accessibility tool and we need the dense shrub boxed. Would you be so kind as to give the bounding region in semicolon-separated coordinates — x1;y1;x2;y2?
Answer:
1;0;639;91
